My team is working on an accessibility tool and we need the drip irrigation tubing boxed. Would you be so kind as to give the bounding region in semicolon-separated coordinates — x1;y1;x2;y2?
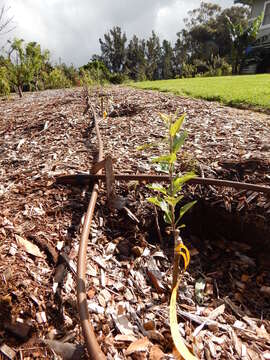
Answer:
57;173;270;194
76;100;106;360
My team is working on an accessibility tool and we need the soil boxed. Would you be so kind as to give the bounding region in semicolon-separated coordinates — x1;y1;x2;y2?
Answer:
0;86;270;359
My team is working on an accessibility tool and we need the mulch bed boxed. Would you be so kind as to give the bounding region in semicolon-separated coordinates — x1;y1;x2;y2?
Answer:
0;86;270;359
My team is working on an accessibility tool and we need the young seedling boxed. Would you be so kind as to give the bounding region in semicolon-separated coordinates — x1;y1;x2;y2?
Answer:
140;112;196;289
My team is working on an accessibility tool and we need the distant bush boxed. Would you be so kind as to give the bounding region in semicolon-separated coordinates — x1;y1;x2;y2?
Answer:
178;63;196;78
46;68;72;89
0;67;10;96
195;56;232;77
109;72;129;84
78;68;94;86
81;60;110;85
60;63;78;84
220;61;232;76
179;56;232;78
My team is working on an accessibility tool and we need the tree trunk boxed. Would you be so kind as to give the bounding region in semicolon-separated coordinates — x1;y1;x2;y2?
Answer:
234;53;241;75
18;85;23;98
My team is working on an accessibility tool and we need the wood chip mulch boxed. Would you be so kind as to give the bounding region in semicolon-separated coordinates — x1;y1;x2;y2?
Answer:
0;86;270;359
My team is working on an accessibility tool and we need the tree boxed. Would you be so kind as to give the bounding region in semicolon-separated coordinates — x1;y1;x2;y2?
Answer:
174;29;193;77
25;41;50;90
99;26;127;73
180;3;223;62
215;6;250;58
7;38;50;97
161;40;174;79
125;35;146;81
226;14;262;73
145;31;161;80
184;2;221;30
181;2;249;62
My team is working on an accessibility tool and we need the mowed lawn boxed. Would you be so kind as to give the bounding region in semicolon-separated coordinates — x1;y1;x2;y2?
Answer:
132;74;270;111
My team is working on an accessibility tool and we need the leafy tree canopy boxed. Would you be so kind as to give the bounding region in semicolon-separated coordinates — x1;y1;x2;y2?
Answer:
99;26;127;73
6;38;50;96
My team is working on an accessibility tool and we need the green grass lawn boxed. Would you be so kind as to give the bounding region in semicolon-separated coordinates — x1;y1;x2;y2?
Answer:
132;74;270;111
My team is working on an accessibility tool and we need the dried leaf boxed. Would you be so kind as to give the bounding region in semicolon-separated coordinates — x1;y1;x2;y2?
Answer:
15;234;44;258
125;337;152;356
149;345;165;360
112;314;134;336
114;334;137;342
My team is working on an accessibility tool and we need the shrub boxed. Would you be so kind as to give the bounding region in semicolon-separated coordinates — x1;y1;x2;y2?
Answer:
220;61;232;76
46;68;71;89
0;67;10;96
193;56;232;77
180;63;196;78
109;72;129;84
79;68;94;86
82;60;110;85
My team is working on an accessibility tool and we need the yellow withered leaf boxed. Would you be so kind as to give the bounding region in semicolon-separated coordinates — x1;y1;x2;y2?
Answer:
170;278;197;360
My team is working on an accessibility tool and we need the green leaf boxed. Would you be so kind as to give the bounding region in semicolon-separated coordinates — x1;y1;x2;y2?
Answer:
147;197;168;213
147;183;167;195
152;153;176;164
147;197;162;208
163;210;172;224
148;197;172;224
176;200;197;225
170;114;185;137
159;199;170;214
165;195;184;208
159;113;170;126
172;131;187;153
173;172;196;194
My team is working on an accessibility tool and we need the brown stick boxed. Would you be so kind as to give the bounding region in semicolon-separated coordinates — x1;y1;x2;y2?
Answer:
56;173;270;194
105;155;115;203
154;206;163;245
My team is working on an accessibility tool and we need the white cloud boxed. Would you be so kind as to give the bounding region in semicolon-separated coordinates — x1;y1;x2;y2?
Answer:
154;0;198;42
1;0;234;66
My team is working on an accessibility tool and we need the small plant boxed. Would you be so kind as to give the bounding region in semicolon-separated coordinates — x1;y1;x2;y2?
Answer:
140;113;196;288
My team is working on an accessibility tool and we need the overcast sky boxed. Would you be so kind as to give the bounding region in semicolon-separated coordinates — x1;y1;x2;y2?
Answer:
2;0;234;66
